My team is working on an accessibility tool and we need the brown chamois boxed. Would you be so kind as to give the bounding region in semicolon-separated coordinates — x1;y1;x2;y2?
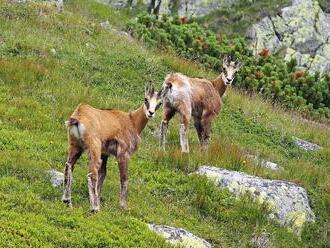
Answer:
160;55;241;153
62;84;162;212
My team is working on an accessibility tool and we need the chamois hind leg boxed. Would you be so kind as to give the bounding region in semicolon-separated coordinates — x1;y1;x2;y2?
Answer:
160;106;176;151
117;153;129;208
62;143;82;206
193;117;203;146
200;112;213;151
87;143;102;212
178;105;191;153
97;155;108;196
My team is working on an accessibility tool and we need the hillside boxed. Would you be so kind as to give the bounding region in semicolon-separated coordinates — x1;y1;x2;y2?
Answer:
0;0;329;247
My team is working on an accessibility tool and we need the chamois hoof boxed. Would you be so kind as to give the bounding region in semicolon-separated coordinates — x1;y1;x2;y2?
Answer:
120;202;128;209
62;197;72;207
90;208;100;214
90;204;100;213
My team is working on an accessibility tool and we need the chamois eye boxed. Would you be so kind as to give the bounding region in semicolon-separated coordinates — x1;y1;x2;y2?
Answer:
144;98;148;103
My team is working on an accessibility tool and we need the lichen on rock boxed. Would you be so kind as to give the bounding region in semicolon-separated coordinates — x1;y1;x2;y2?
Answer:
247;0;330;74
196;166;315;235
98;0;240;17
293;136;323;151
148;224;211;248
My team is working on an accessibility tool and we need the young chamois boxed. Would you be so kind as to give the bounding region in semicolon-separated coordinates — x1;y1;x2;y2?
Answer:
160;55;241;153
62;84;162;212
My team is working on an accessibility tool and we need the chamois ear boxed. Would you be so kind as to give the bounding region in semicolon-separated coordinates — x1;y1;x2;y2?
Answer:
234;59;241;69
223;54;230;65
145;81;155;96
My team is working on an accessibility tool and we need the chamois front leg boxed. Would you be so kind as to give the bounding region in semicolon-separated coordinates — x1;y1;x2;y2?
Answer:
117;154;129;209
179;114;190;153
160;107;175;151
160;121;168;151
62;145;82;206
87;146;102;213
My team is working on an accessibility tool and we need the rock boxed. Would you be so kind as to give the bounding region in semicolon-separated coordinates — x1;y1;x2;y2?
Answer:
293;137;323;151
47;169;64;187
107;0;127;9
50;48;57;56
247;0;330;74
148;224;211;248
246;154;283;171
56;0;63;12
246;17;282;56
98;0;240;17
251;232;272;248
196;166;315;234
100;20;111;30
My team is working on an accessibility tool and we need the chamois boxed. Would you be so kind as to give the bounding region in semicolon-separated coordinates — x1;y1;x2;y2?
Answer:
160;55;241;153
62;84;162;212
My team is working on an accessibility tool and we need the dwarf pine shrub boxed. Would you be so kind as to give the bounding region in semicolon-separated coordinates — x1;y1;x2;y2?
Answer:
127;13;330;119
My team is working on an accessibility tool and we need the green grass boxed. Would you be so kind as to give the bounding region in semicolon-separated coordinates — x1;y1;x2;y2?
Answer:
0;0;329;247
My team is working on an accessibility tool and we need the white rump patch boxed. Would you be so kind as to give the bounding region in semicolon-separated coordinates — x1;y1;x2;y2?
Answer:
68;122;85;140
164;73;192;105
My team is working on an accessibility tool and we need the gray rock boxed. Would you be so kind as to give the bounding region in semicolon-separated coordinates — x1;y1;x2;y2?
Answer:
98;0;240;17
247;0;330;74
196;166;315;234
148;223;211;248
56;0;64;12
251;232;272;248
47;169;64;187
50;48;57;56
100;20;111;30
246;154;283;171
247;17;282;56
293;137;323;151
107;0;127;9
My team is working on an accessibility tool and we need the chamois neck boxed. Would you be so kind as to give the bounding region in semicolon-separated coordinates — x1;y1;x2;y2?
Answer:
212;74;227;97
130;105;149;134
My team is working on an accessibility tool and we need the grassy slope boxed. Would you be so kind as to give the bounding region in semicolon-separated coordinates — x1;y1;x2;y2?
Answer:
0;0;329;247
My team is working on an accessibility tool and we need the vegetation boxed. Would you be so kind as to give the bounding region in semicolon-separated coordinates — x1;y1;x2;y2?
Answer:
127;13;330;119
0;0;329;247
197;0;330;37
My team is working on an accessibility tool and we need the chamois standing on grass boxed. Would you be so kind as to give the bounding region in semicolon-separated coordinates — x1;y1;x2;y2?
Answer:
160;55;241;153
62;84;162;212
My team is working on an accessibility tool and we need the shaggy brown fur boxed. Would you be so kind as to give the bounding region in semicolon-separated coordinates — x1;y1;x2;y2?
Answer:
62;85;162;212
160;55;241;152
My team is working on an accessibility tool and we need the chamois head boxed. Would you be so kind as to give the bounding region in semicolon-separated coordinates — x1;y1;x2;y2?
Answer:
144;83;162;119
222;55;241;86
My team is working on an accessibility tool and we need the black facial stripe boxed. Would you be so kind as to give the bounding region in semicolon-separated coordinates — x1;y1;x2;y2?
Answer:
144;98;149;109
155;102;162;110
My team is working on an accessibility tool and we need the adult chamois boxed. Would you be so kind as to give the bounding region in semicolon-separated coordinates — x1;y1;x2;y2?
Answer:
160;55;241;153
62;84;162;212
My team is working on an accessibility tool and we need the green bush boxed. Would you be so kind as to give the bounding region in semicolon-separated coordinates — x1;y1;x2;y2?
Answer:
127;13;330;119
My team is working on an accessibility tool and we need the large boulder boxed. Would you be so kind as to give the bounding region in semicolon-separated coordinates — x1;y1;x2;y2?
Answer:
196;166;315;234
247;0;330;74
